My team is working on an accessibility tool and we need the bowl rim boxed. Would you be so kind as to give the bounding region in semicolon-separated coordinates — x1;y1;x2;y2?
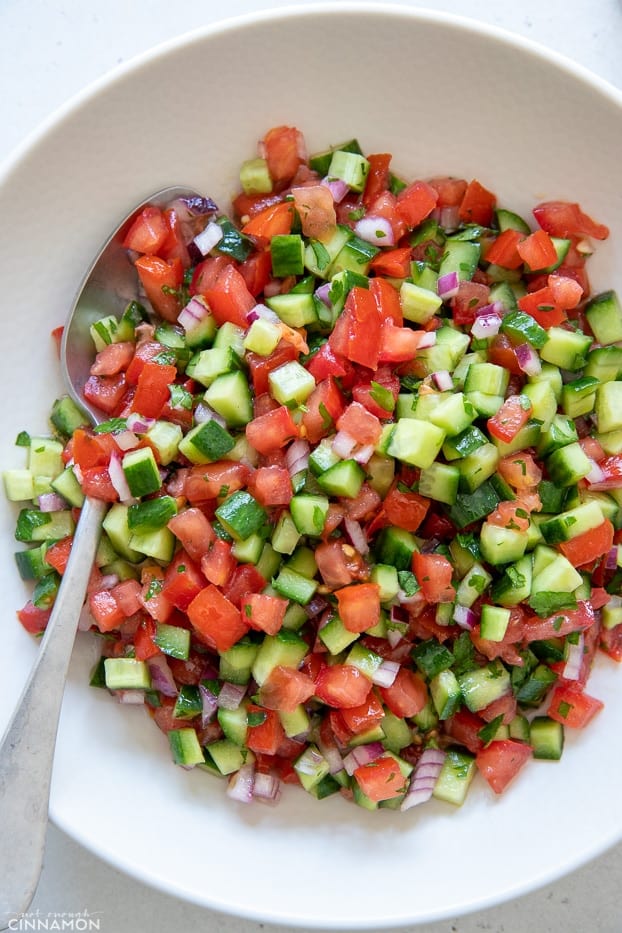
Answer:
2;3;622;927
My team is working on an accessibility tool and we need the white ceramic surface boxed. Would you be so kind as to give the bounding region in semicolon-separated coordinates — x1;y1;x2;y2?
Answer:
1;4;622;928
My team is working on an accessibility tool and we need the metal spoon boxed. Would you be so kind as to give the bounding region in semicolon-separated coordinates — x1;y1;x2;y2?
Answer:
0;186;198;922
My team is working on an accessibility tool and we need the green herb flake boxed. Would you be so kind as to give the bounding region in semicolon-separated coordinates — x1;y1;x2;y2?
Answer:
145;579;163;601
318;402;333;430
15;431;31;447
94;417;128;434
478;714;504;747
369;381;395;413
310;240;331;271
247;711;267;727
244;604;253;619
169;384;193;411
557;700;573;719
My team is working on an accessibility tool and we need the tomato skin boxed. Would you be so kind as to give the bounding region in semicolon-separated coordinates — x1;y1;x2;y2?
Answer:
202;265;256;328
134;255;183;322
200;539;236;588
247;340;298;395
184;462;251;504
335;583;381;633
187;584;249;652
383;484;430;533
475;740;532;794
459;179;496;226
89;588;125;633
487;395;532;443
83;373;127;415
302;377;346;444
351;367;400;421
261;125;306;189
161;552;206;611
241;201;295;238
412;552;456;603
259;665;315;712
369;246;411;279
517;285;567;328
450;281;491;327
241;592;288;635
246;705;286;756
559;520;614;568
306;343;349;382
339;691;385;735
487;333;523;376
167;507;215;563
336;401;382;446
428;176;468;208
516;229;558;270
79;466;118;502
17;601;51;635
223;564;266;609
354;755;407;802
123;206;168;254
363;153;392;208
134;617;160;661
395;180;438;228
547;683;604;728
314;664;372;709
239;249;273;296
130;360;177;419
71;429;119;470
444;709;485;754
247;465;292;507
484;229;524;269
533;201;609;240
379;668;427;718
44;536;73;575
329;286;382;370
91;341;135;376
246;405;300;455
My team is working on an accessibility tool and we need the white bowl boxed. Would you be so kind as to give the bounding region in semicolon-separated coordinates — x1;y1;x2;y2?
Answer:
1;4;622;927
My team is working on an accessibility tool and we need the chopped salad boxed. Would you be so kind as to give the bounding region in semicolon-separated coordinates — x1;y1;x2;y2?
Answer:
5;125;622;810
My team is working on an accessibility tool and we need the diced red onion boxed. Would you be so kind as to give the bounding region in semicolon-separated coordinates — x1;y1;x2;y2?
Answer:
353;215;395;247
453;603;477;630
317;739;345;774
417;331;437;349
343;517;369;556
421;537;440;555
286;438;310;477
175;195;218;217
437;271;460;300
606;546;619;570
351;443;374;465
471;311;502;339
432;370;453;392
116;689;145;705
113;429;139;451
295;746;327;776
515;342;542;376
217;681;247;710
386;627;404;649
108;451;135;504
321;176;349;203
246;303;280;325
226;763;255;804
315;282;333;308
194;401;227;427
99;573;120;591
332;430;357;459
199;683;218;726
371;659;400;688
126;412;156;434
178;296;211;332
37;492;67;513
305;594;330;620
438;205;461;232
147;655;178;698
401;748;446;810
193;220;223;256
252;771;281;804
343;742;385;777
563;633;585;681
397;589;424;608
586;459;605;486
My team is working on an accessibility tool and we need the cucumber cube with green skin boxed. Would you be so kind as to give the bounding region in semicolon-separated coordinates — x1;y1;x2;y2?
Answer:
430;669;462;719
480;522;527;565
458;661;511;713
327;150;370;192
268;361;316;407
290;494;329;536
330;235;379;276
585;290;622;344
490;554;532;607
129;526;175;562
14;543;49;581
252;630;309;685
539;500;605;544
439;240;481;283
295;745;331;792
205;739;246;775
480;605;511;642
442;425;488;461
50;395;89;436
319;614;359;654
28;437;63;479
215;491;267;541
3;469;35;502
271;511;301;555
447;480;500;529
584;345;622;383
186;346;241;387
464;362;510;396
370;563;400;603
365;453;395;498
128;496;177;532
104;658;152;691
304;225;352;278
267;292;321;329
432;750;476;806
410;261;438;292
178;420;235;464
154;622;191;660
101;503;141;561
90;315;120;351
562;377;599;419
530;716;564;760
522;380;558;430
204;370;253;427
168;728;205;767
500;310;548;349
345;642;383;678
399;281;443;324
596;381;622;434
271;234;305;277
455;562;492;608
536;414;578;458
243;318;282;356
387;418;445;469
531;552;583;595
546;441;592;486
240;156;272;195
539;326;592;371
145;420;183;465
456;443;499;493
428;392;476;436
419;461;460;505
122;447;162;497
272;566;318;605
15;509;75;543
309;438;341;476
316;459;365;498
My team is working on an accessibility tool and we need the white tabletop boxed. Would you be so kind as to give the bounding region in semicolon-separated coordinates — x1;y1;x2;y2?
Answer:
1;1;622;931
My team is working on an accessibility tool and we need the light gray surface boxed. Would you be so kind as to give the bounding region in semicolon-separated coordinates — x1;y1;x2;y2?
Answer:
1;1;621;930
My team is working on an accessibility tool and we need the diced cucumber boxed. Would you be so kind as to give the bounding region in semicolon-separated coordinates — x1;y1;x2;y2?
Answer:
539;500;604;544
539;326;592;371
458;661;511;712
545;442;592;486
480;522;528;566
215;491;267;541
399;281;442;325
433;749;476;806
272;566;318;605
269;361;316;407
169;728;205;767
316;459;365;498
265;292;319;328
439;240;480;282
205;739;246;775
154;622;191;660
102;503;142;562
15;508;75;543
584;290;622;344
186;346;241;387
3;469;35;502
204;370;253;427
530;716;564;760
271;234;305;277
387;418;445;469
480;605;511;642
50;395;88;436
218;704;249;745
252;630;308;686
290;493;329;536
122;447;162;497
430;669;462;719
596;381;622;434
104;658;151;691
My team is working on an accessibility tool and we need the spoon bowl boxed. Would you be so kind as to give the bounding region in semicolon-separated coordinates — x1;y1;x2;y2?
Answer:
0;186;198;922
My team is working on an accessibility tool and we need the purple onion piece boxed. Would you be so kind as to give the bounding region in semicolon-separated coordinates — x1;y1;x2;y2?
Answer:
343;517;369;556
437;270;460;299
252;772;281;804
371;659;400;688
321;176;349;203
400;747;446;811
453;604;478;630
193;220;224;256
199;683;218;726
177;195;219;216
606;546;619;570
37;492;67;513
217;681;247;711
515;342;542;376
147;655;178;697
315;282;333;308
226;763;255;804
342;742;385;777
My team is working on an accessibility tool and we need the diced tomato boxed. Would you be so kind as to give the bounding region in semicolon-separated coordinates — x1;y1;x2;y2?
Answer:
516;229;558;271
83;373;127;415
336;401;382;446
497;452;542;489
547;683;604;728
395;180;438;228
159;208;191;266
44;535;73;575
184;462;251;504
484;229;525;269
370;246;412;279
369;276;403;326
378;321;426;364
200;538;236;587
134;255;183;322
412;552;456;603
161;552;206;611
487;501;530;532
90;341;135;376
428;176;468;208
124;340;164;384
241;592;288;635
167;508;215;562
133;617;160;661
517;285;567;328
343;483;381;522
306;342;350;382
246;405;300;455
238;249;273;296
450;281;491;327
335;583;381;633
130;360;177;419
559;520;614;568
352;368;400;420
548;273;584;310
362;153;392;207
89;588;125;633
354;755;407;802
202;264;256;328
533;201;609;240
79;466;118;502
71;429;118;470
314;664;372;708
420;511;455;541
246;705;286;756
523;601;595;641
17;601;51;635
444;708;485;754
290;185;336;241
480;691;518;725
487;333;523;376
259;665;316;712
339;691;384;735
190;255;233;298
241;200;295;238
378;668;427;718
329;286;382;370
261;125;306;189
247;465;292;507
247;340;299;395
600;623;622;662
584;454;622;491
187;584;248;652
139;567;174;623
476;740;532;794
112;578;142;617
487;395;532;443
383;484;430;533
314;540;368;589
302;377;346;444
459;179;496;226
123;206;168;255
223;564;266;608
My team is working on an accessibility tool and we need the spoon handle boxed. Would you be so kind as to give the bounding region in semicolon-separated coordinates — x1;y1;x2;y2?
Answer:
0;496;107;919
